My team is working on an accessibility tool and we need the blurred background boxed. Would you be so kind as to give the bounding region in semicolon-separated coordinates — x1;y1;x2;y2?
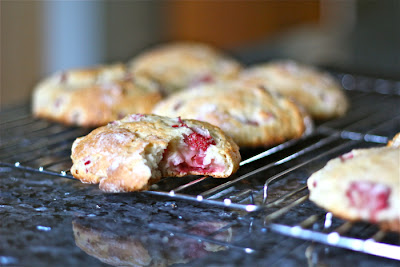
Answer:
1;0;399;109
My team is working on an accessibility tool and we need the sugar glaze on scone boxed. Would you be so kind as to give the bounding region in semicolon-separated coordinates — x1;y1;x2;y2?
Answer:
32;63;162;127
153;82;310;148
307;147;400;232
71;114;241;192
129;42;242;95
239;60;349;120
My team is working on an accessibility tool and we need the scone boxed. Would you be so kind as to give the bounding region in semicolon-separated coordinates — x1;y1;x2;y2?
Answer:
32;63;162;127
152;82;310;148
307;146;400;233
71;114;241;192
239;60;349;120
128;42;242;95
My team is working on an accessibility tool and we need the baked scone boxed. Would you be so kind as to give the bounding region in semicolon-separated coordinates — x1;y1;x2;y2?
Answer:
71;114;241;192
307;146;400;233
239;60;349;120
388;132;400;148
32;63;162;127
152;82;310;148
128;42;242;95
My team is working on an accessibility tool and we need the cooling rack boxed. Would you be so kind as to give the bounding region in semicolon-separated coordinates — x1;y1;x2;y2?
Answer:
1;73;399;260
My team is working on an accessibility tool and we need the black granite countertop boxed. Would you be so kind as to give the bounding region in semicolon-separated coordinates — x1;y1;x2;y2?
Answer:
1;165;399;267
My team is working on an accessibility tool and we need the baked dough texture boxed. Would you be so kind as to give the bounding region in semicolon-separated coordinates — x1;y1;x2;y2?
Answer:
152;82;310;148
129;42;242;95
71;114;241;192
307;146;400;233
239;60;349;120
32;63;162;127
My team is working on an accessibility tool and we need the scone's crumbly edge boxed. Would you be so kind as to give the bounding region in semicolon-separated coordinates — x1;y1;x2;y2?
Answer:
307;147;400;232
71;114;241;193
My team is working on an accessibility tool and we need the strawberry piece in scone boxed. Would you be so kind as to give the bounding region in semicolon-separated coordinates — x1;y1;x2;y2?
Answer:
71;114;241;192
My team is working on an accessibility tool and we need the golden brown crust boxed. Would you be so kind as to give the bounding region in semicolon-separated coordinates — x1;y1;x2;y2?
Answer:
32;63;162;127
129;42;242;95
239;60;349;120
71;114;241;192
307;147;400;233
153;81;310;148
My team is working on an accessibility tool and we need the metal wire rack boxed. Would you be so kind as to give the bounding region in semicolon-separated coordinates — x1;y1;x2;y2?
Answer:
1;73;400;260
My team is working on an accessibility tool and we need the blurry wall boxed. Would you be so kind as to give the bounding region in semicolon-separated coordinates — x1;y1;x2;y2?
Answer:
1;1;43;110
1;1;164;110
164;1;320;49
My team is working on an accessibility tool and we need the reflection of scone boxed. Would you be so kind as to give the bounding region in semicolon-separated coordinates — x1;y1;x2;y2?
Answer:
73;221;152;267
239;60;349;120
32;63;162;127
129;42;242;95
307;146;400;233
71;114;241;192
72;220;232;267
153;82;310;148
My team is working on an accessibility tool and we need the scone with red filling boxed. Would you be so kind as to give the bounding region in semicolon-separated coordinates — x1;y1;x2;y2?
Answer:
153;82;311;148
71;114;241;192
32;63;162;127
307;146;400;232
239;60;349;120
129;42;242;95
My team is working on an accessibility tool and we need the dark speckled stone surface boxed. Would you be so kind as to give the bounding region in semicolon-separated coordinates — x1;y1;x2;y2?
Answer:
1;165;399;267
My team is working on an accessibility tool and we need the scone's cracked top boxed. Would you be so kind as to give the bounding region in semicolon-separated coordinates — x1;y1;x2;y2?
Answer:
153;81;310;148
239;60;349;120
128;42;242;95
71;114;241;193
32;63;162;127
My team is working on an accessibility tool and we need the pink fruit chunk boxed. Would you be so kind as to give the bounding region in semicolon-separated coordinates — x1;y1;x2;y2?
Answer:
184;132;216;152
346;181;391;222
340;151;354;162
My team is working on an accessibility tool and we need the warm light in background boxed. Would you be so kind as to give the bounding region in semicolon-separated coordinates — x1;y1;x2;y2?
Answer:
1;1;398;110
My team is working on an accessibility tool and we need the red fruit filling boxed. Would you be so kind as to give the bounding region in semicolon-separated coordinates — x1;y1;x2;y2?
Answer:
340;152;354;162
164;119;224;174
172;117;188;128
183;132;216;152
345;181;391;222
84;160;91;165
